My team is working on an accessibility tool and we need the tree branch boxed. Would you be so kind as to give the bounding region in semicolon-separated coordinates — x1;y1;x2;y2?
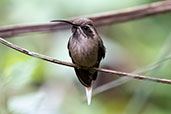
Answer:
0;0;171;38
0;37;171;85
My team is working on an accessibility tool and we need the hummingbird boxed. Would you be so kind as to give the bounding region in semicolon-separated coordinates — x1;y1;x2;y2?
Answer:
51;18;106;105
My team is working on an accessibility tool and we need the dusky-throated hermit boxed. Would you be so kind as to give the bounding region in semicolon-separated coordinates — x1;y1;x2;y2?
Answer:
51;18;106;105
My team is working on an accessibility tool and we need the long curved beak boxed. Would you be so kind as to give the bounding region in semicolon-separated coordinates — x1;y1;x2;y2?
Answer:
50;20;80;27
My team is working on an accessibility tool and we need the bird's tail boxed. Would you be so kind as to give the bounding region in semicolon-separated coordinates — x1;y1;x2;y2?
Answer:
85;86;93;105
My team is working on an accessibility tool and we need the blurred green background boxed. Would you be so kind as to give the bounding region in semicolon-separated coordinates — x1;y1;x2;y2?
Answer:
0;0;171;114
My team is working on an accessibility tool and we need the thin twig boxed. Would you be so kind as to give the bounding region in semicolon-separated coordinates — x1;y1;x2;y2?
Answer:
94;32;171;95
93;54;171;96
0;0;171;37
0;37;171;85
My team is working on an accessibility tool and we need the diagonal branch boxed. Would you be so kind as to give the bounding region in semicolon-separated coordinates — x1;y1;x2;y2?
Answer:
0;0;171;38
1;37;171;85
93;54;171;96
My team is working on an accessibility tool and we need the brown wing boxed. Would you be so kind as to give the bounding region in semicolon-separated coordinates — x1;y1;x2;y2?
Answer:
92;37;106;80
97;36;106;62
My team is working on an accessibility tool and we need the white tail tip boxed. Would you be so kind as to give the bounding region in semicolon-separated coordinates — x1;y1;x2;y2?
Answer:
85;87;92;105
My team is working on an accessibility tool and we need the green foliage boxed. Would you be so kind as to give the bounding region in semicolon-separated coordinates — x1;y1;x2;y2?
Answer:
0;0;171;114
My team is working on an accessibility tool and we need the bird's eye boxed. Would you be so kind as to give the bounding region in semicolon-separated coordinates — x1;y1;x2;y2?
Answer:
82;26;89;31
81;26;92;33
